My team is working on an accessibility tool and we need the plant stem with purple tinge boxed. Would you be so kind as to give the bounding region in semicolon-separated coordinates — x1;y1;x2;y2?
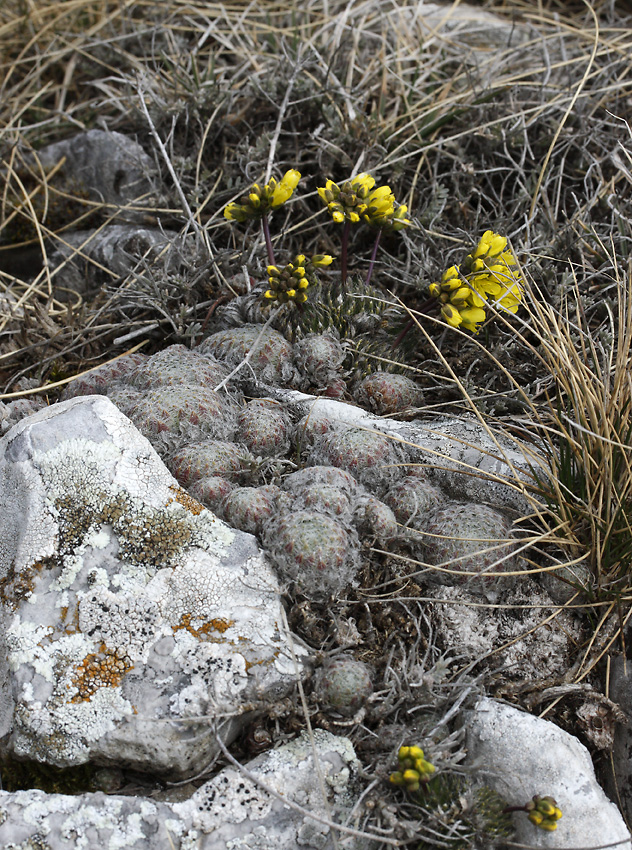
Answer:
391;298;437;349
365;229;383;287
340;220;351;287
262;214;275;266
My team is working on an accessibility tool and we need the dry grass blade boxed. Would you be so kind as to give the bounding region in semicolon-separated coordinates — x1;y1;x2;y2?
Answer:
518;245;632;602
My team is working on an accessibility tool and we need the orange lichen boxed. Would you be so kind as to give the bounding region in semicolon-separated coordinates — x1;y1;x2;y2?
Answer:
70;643;133;703
167;485;205;516
174;613;233;638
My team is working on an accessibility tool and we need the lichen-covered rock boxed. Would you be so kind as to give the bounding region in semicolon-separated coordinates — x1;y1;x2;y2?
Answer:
175;729;365;849
309;425;403;494
313;657;373;716
354;371;424;415
264;510;359;600
0;730;365;849
198;324;295;385
428;577;579;682
421;502;517;596
236;398;293;458
0;396;307;777
128;384;237;454
169;439;254;487
126;344;231;391
61;352;148;400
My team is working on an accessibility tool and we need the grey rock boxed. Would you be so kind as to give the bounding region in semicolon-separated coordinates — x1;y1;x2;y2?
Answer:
46;225;180;299
606;656;632;823
174;729;366;849
466;697;631;848
0;395;308;777
0;730;364;850
0;788;180;849
28;130;158;218
429;578;580;680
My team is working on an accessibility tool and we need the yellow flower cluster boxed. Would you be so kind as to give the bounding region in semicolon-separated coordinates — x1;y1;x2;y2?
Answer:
429;230;523;333
389;745;435;792
264;253;334;305
318;172;410;230
224;169;301;222
526;795;563;832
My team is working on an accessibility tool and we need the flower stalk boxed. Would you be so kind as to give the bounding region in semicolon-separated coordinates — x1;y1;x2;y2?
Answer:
365;228;382;288
261;214;275;266
317;172;410;289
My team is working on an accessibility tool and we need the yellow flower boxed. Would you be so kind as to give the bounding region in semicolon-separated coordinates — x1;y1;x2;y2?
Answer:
318;172;379;224
363;189;412;233
430;231;523;333
224;203;251;223
459;306;487;333
526;795;562;831
270;169;301;208
472;229;507;259
441;303;463;328
262;252;331;306
311;254;334;267
224;169;302;223
391;744;436;791
352;172;376;193
389;204;412;231
364;185;396;223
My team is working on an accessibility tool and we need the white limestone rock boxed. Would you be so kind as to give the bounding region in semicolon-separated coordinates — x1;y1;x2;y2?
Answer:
0;731;363;850
466;697;631;848
174;729;365;849
0;395;308;778
428;577;581;681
